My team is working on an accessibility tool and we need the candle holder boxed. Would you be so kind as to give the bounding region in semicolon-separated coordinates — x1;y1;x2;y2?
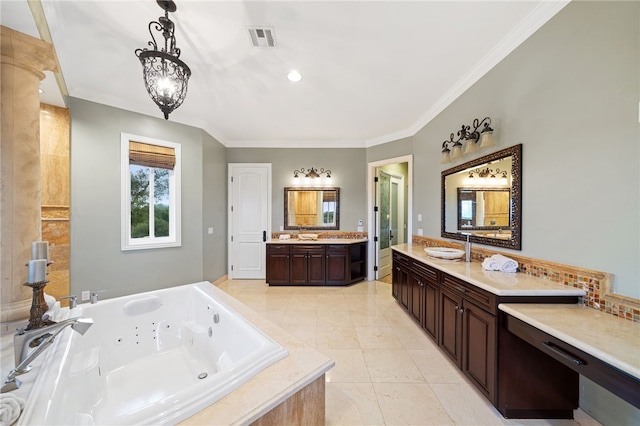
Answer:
23;280;55;330
25;260;54;314
23;275;56;331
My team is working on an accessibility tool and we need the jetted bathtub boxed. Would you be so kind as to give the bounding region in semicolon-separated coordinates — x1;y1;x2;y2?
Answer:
18;281;288;425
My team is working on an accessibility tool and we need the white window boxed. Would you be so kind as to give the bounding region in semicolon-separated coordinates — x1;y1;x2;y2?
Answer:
121;133;181;250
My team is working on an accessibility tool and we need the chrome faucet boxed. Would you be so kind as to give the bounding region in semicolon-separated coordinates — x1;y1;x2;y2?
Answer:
2;317;94;393
90;290;106;304
464;233;472;262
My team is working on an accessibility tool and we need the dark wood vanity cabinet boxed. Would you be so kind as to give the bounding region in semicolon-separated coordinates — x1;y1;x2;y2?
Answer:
439;275;497;402
325;245;348;285
266;241;367;286
392;251;409;308
393;252;439;340
392;249;581;419
265;244;290;285
291;245;325;285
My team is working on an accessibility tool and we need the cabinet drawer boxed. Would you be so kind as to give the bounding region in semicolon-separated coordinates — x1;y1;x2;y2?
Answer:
411;260;438;283
392;251;409;266
292;245;324;253
442;274;496;315
326;244;348;253
267;244;290;253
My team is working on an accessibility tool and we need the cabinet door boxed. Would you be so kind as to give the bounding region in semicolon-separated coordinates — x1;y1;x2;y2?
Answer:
307;248;326;285
409;272;423;323
439;287;463;367
423;281;439;341
266;245;290;285
397;266;409;309
462;300;497;402
326;245;348;285
290;247;310;285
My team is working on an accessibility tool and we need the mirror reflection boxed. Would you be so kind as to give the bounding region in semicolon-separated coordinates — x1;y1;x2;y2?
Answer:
458;188;510;228
442;144;522;249
284;187;340;230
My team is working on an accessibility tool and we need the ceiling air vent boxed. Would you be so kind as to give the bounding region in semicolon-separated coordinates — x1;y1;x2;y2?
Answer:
247;27;277;48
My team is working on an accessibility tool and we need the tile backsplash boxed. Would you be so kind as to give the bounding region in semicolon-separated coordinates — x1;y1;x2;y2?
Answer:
272;231;367;240
412;235;640;324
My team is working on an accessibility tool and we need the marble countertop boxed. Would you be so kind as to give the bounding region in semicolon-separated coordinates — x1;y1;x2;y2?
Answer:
268;238;368;244
392;243;586;297
499;303;640;380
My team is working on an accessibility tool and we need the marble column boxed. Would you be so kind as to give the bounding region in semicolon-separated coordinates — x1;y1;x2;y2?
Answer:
1;26;57;322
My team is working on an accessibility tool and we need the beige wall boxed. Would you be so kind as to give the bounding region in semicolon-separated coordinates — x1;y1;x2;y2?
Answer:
40;103;70;302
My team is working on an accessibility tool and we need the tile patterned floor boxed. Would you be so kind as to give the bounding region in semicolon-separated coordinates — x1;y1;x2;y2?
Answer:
217;279;600;426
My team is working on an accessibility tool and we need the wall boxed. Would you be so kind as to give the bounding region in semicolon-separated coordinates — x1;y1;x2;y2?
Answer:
69;98;227;298
366;136;413;164
202;131;228;282
226;148;367;232
40;104;70;301
408;0;639;299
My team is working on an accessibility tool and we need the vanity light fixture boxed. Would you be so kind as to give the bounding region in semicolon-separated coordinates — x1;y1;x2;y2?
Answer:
465;167;509;187
135;0;192;120
293;167;332;186
440;117;495;164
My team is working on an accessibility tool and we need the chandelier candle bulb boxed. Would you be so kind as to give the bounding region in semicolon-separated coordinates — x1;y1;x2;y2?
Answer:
28;259;47;283
31;241;49;261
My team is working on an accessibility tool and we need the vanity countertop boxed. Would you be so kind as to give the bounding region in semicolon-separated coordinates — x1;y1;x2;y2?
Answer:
499;303;640;380
392;243;586;297
268;238;368;244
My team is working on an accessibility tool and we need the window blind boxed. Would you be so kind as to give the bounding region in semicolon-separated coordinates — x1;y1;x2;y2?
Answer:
129;141;176;170
323;191;337;202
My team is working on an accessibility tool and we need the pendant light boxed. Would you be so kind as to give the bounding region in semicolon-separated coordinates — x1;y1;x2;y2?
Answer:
135;0;191;120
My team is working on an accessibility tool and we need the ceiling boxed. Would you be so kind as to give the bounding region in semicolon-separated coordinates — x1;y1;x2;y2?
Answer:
1;1;568;148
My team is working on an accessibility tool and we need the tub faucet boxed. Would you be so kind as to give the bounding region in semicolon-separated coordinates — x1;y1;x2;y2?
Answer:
91;290;106;304
2;317;94;393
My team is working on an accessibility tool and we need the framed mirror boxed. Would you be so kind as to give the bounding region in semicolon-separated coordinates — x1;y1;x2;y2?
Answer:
442;144;522;249
284;187;340;230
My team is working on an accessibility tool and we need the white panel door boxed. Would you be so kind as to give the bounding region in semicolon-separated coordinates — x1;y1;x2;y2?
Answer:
228;164;271;279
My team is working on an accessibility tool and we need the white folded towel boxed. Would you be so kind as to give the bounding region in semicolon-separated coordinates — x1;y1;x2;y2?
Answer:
481;254;518;273
482;257;500;271
492;254;518;273
0;394;25;426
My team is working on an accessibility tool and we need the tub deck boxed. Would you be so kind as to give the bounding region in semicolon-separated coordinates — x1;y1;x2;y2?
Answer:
178;283;334;425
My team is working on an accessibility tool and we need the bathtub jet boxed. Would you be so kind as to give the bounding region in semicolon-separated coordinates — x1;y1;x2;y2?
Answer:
2;317;94;393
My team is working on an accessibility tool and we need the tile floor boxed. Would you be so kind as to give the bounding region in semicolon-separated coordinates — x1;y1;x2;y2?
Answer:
217;279;600;426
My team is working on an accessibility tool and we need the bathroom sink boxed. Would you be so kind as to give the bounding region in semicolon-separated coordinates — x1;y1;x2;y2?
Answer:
298;233;319;240
424;247;465;260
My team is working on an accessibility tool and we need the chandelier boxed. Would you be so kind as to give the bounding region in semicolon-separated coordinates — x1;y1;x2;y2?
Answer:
135;0;191;120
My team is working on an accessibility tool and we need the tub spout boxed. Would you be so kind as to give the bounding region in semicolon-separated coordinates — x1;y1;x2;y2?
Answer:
2;317;94;393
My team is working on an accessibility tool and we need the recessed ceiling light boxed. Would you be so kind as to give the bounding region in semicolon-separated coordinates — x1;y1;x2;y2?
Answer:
287;70;302;82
